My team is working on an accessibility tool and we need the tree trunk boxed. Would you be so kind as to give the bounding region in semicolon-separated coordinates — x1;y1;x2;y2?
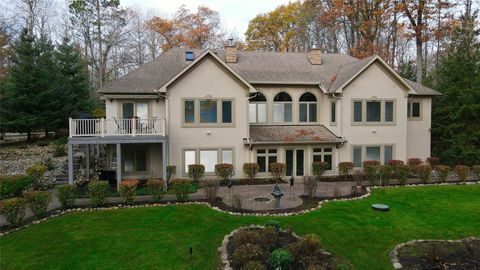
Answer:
416;39;423;82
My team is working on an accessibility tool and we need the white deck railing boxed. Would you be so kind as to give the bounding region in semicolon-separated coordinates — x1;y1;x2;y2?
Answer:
69;118;166;137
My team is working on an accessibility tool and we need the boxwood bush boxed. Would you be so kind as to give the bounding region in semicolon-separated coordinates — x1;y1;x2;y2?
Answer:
338;162;354;180
146;179;164;202
119;180;138;205
187;164;205;182
312;161;329;180
269;248;293;269
0;175;32;199
87;181;110;207
170;179;191;202
24;191;51;218
215;163;234;181
57;185;76;209
269;163;286;182
0;198;26;227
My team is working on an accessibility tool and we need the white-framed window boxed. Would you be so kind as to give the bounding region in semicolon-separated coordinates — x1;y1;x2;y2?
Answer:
312;147;333;171
273;92;292;123
249;92;267;123
183;148;234;174
351;145;395;167
407;101;421;119
123;150;147;172
352;100;395;124
299;92;317;123
183;98;233;125
256;149;278;173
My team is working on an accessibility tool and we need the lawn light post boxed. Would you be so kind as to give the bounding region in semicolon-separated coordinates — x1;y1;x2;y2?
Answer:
271;184;284;209
289;176;294;198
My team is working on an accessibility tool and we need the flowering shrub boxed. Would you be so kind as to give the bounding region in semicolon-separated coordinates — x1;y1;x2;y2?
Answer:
473;165;480;180
363;160;380;184
455;165;470;182
23;191;51;218
26;163;49;190
57;185;76;209
87;181;110;207
187;164;205;182
426;157;440;167
312;162;329;180
388;160;405;167
394;165;410;185
338;162;354;180
119;180;138;205
270;163;286;182
202;179;219;202
170;178;191;202
215;163;234;181
269;248;294;269
146;179;164;202
303;176;317;199
414;165;432;184
0;175;32;199
166;166;176;182
243;163;260;183
407;158;422;167
435;165;451;183
376;165;393;185
0;198;26;227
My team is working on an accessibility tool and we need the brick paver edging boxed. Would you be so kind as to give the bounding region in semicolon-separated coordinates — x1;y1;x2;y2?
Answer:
1;181;478;237
389;236;480;269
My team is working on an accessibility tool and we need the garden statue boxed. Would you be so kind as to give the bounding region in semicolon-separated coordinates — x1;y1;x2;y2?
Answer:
271;184;284;209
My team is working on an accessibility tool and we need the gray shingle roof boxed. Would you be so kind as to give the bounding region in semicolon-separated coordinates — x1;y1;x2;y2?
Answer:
405;79;441;95
100;48;439;96
247;125;344;145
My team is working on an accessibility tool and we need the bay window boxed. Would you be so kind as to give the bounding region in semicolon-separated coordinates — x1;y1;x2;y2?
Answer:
273;92;292;123
299;92;317;122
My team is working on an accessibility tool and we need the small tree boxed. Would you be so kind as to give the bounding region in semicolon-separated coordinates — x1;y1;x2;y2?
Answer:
215;163;234;182
338;162;354;180
270;163;286;182
435;165;451;183
455;165;470;182
414;165;432;184
166;165;176;183
187;164;205;182
311;161;328;180
243;163;260;183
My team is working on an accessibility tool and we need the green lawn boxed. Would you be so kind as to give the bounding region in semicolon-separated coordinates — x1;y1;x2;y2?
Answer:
1;185;479;270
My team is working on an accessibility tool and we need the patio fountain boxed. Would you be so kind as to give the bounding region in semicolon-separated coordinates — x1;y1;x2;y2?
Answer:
271;184;284;209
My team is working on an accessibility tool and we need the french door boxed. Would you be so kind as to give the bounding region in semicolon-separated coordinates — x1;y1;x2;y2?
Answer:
285;149;305;177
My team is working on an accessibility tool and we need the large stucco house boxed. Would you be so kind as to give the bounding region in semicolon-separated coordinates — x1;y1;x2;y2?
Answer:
67;46;440;188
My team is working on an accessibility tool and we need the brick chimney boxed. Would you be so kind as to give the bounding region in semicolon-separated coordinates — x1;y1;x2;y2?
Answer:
307;48;322;65
225;38;237;63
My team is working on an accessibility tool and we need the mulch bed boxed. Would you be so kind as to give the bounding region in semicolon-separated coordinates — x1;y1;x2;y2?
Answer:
397;238;480;270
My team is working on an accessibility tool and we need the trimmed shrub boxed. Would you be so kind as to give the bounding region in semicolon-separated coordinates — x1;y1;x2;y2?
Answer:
303;176;318;199
231;243;267;269
455;165;470;182
269;248;293;269
243;261;266;270
435;165;450;183
243;163;260;183
26;163;48;190
166;166;176;182
376;165;393;186
270;163;286;182
407;158;422;167
57;185;76;209
363;160;380;185
388;160;405;167
0;175;33;199
24;191;51;218
414;165;432;184
427;157;440;167
202;179;219;202
146;179;164;202
338;162;354;180
0;198;26;227
53;144;67;157
119;180;138;205
170;178;190;202
394;165;410;185
473;165;480;180
312;162;329;180
215;163;234;181
87;181;110;207
187;164;205;182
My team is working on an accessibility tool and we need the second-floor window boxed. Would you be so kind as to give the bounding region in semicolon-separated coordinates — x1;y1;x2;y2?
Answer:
183;98;233;126
299;92;317;123
407;101;421;119
249;92;267;123
122;102;148;119
273;92;292;123
352;99;395;125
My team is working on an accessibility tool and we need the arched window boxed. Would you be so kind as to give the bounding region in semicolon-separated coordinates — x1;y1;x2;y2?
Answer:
249;92;267;123
273;92;292;123
299;92;317;122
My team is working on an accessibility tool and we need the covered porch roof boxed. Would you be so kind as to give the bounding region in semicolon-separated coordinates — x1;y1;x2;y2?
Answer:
245;125;345;145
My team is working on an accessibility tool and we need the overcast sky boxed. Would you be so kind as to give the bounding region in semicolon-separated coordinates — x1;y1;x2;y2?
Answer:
121;0;292;36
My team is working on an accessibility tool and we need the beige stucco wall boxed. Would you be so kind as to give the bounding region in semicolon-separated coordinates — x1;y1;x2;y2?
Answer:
407;97;432;159
336;62;409;165
167;55;251;177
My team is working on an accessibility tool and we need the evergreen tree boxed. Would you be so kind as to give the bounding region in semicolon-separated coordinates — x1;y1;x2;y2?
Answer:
55;37;92;126
432;5;480;165
397;61;417;81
